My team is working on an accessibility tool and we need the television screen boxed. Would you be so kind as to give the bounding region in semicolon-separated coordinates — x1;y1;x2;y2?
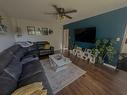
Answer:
75;27;96;43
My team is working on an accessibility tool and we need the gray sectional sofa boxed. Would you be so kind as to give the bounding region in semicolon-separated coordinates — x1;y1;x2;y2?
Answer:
0;45;53;95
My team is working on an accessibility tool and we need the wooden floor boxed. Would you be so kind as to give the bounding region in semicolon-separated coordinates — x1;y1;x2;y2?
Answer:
55;51;127;95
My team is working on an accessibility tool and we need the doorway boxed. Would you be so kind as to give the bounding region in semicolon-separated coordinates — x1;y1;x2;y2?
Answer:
118;25;127;71
63;29;69;50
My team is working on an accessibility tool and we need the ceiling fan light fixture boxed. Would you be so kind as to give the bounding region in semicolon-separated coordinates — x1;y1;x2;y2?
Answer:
57;15;65;20
60;16;65;20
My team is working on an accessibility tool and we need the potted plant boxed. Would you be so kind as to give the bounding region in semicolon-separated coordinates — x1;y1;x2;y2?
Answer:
92;39;116;64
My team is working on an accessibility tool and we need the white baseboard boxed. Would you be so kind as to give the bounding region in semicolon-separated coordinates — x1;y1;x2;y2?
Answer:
103;63;116;69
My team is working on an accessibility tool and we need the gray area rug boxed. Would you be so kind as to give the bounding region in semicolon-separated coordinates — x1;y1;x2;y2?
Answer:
40;59;86;94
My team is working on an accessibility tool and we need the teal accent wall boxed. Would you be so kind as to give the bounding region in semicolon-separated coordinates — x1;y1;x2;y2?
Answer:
64;7;127;66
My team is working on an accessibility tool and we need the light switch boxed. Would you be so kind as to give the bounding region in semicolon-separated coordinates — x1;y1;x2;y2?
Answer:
116;37;120;42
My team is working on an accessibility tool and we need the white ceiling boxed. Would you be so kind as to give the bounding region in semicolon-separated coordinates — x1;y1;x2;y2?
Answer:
0;0;127;24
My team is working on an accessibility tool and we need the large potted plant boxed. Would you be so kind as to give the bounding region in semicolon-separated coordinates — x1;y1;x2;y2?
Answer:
92;39;116;64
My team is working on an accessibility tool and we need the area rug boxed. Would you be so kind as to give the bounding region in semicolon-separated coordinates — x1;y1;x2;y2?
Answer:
40;59;86;94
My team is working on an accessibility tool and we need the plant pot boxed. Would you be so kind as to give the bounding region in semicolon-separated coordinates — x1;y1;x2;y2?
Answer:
96;56;104;64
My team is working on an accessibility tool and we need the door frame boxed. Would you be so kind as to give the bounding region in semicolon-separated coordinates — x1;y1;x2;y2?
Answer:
120;25;127;53
62;29;69;50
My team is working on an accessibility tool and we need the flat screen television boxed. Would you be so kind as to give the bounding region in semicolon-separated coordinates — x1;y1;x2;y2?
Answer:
75;27;96;43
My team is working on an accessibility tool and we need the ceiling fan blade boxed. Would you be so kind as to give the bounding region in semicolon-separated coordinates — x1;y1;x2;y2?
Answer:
64;10;77;14
64;15;72;19
52;5;60;13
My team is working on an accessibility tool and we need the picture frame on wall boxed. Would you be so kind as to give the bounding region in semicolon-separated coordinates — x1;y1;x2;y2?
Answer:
27;26;35;35
35;27;42;35
49;29;53;34
42;28;48;35
26;26;53;36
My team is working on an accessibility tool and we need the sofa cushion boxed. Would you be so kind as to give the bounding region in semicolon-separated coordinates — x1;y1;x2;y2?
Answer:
23;53;38;59
21;56;39;65
20;60;42;81
36;41;50;50
8;45;21;54
0;71;17;95
36;41;49;45
4;58;22;81
39;50;51;56
14;48;28;61
0;50;14;74
18;72;43;87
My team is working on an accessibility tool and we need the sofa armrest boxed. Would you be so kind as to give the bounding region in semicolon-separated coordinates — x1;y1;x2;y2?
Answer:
50;46;54;50
50;46;54;54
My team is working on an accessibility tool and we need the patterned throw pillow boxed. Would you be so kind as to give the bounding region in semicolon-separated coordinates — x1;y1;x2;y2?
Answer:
11;82;47;95
44;44;50;49
31;89;47;95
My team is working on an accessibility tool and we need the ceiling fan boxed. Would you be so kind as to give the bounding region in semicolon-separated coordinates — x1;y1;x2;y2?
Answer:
45;5;77;20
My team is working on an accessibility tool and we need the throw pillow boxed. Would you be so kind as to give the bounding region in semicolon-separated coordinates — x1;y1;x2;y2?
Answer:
13;48;28;61
21;57;39;65
4;58;22;81
0;71;17;95
44;44;50;49
0;51;14;74
11;82;47;95
31;89;47;95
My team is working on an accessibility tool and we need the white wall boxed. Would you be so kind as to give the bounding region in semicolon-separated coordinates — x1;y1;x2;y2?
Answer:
0;10;15;52
0;10;63;52
14;19;63;50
